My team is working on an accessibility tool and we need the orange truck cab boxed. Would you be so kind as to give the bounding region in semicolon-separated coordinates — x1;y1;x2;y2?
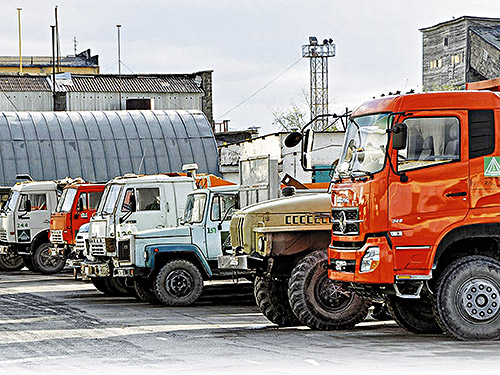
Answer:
50;183;105;269
326;90;500;340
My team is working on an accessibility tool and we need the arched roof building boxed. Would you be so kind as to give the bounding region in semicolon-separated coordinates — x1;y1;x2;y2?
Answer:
0;109;218;185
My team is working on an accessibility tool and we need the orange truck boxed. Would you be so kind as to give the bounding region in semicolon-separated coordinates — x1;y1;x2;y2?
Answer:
322;90;500;340
49;183;105;273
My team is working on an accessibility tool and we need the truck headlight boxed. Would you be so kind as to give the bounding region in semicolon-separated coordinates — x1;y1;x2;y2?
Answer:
360;247;380;273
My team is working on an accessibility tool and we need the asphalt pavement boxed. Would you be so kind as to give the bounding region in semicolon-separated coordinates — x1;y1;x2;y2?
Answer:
1;269;499;375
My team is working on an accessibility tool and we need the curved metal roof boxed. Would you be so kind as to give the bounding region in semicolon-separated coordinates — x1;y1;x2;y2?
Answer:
0;109;219;186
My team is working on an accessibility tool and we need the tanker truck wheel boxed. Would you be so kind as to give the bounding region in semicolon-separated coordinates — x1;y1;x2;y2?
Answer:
91;277;131;296
254;275;301;327
154;259;204;306
386;294;442;334
32;242;66;274
434;256;500;340
134;278;160;304
0;250;24;271
288;250;370;330
91;277;111;294
22;255;39;272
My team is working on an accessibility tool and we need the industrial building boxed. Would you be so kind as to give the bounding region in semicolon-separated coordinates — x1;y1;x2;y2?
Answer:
0;49;99;75
0;109;218;186
0;71;213;124
219;131;344;184
420;16;500;91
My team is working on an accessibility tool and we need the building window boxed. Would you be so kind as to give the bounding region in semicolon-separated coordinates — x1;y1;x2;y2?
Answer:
451;52;464;65
444;37;449;47
430;58;442;69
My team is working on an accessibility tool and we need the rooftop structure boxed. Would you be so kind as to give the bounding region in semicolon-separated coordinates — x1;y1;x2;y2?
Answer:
0;49;99;75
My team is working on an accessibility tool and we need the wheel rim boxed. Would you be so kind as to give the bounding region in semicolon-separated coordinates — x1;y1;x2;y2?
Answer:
314;272;354;312
456;277;500;323
39;247;64;270
165;269;194;298
2;251;22;267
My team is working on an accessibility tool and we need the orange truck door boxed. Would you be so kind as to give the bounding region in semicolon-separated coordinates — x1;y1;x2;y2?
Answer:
387;111;469;271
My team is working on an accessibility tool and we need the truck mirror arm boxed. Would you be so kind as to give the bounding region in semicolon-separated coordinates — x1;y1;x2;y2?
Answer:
119;209;133;224
217;204;236;230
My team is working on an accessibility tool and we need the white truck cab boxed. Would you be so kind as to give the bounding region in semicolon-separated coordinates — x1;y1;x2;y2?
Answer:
0;180;62;273
83;174;195;278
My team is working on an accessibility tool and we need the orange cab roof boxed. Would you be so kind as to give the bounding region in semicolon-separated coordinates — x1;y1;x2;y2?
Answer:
352;91;500;117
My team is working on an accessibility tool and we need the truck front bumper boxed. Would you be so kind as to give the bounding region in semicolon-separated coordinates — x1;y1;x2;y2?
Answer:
327;236;396;284
217;253;264;271
81;261;110;279
328;236;432;286
48;244;67;257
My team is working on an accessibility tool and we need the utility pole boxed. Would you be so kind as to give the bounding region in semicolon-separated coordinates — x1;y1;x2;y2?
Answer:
17;8;22;74
117;24;122;110
302;36;336;130
55;6;61;72
51;25;56;111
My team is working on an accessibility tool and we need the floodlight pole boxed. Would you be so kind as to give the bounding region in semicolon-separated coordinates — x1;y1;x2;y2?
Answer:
302;37;336;130
17;8;22;74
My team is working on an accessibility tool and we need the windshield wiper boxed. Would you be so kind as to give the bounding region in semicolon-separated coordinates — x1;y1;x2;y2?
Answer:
350;169;373;178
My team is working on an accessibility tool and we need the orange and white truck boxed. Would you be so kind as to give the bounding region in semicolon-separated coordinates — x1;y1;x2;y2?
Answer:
325;89;500;340
49;182;105;273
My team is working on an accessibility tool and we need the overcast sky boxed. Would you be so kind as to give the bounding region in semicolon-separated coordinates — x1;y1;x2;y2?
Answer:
0;0;498;134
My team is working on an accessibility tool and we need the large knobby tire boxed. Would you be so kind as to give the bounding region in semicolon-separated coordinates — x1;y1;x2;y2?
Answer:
386;294;442;334
32;242;66;274
435;255;500;341
134;278;161;304
154;259;203;306
22;255;39;272
0;250;24;271
288;250;370;330
254;275;301;327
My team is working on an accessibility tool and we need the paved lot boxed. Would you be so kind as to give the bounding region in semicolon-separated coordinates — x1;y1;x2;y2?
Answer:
1;270;500;375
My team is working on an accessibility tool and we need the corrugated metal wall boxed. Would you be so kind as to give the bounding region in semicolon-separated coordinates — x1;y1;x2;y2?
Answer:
0;109;218;186
66;92;203;112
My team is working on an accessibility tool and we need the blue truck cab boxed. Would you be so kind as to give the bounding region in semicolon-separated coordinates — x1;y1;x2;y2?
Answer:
114;185;240;306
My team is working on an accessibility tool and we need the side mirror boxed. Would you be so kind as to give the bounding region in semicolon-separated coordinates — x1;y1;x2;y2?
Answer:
129;194;137;213
392;123;408;150
284;131;302;148
76;198;84;211
25;199;32;212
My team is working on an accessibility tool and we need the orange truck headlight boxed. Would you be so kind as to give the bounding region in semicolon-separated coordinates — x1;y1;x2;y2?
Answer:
360;246;380;273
